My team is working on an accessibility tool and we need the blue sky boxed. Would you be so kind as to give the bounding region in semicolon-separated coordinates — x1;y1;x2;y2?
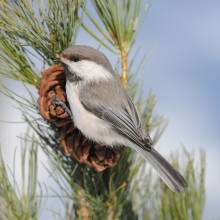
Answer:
0;0;220;219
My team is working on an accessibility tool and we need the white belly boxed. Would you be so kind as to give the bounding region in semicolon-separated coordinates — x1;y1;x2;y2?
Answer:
66;80;126;146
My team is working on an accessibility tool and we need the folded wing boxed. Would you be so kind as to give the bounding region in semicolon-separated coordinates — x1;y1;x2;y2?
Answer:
79;81;188;193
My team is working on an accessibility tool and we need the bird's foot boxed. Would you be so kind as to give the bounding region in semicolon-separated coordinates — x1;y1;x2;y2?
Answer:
51;96;72;118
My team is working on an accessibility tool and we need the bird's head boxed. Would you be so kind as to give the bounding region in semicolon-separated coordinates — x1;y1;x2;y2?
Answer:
55;45;113;83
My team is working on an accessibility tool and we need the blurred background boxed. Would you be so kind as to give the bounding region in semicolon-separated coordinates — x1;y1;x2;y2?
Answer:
0;0;219;219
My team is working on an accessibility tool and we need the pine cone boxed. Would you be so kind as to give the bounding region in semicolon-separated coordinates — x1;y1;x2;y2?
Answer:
59;123;120;172
37;65;120;171
37;65;72;127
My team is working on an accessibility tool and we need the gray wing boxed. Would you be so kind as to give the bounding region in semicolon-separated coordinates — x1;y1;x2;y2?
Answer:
124;93;153;146
79;81;151;151
81;98;151;151
79;81;188;194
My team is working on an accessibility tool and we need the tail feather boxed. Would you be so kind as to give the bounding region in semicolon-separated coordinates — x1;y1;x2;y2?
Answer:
133;145;188;194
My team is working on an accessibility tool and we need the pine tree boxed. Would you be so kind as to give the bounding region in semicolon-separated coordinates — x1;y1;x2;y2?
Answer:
0;0;205;219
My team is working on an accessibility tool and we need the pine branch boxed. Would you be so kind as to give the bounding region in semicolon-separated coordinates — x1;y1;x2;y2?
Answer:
0;136;47;220
0;33;41;88
86;0;152;89
154;147;206;220
0;0;87;66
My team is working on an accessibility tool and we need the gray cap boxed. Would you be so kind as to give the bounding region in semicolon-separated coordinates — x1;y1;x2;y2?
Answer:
62;45;114;73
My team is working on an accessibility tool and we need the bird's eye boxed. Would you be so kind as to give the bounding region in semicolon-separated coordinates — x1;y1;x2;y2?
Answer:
72;57;80;62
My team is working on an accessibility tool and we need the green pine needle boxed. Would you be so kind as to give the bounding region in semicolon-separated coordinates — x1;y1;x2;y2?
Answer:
0;138;47;220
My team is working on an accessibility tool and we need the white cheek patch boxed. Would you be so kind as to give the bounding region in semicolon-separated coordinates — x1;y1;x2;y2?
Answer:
64;60;112;82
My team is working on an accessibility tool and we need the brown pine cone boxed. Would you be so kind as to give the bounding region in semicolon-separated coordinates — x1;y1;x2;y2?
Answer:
37;65;120;171
37;65;72;127
59;123;120;172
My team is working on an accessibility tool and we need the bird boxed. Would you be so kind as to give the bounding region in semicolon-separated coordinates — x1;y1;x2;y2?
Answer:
53;45;188;194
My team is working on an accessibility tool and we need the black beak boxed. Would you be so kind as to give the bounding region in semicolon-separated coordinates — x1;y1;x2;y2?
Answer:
54;58;62;64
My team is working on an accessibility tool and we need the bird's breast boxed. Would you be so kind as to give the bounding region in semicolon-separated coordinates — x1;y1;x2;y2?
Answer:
65;80;120;146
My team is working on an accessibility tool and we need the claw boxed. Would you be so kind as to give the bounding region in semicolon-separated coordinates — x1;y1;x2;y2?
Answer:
51;96;72;118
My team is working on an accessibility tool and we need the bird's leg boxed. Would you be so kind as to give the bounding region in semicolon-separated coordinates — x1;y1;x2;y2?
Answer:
51;96;73;118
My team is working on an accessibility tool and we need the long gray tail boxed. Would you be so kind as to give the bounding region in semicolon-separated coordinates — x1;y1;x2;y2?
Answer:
133;145;188;194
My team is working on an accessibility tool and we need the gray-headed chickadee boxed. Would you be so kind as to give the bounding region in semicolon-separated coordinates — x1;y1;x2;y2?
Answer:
54;45;188;194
